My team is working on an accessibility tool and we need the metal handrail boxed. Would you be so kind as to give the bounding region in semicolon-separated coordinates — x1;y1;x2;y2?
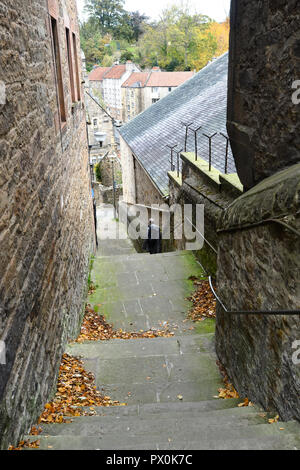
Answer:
208;276;300;315
184;216;218;254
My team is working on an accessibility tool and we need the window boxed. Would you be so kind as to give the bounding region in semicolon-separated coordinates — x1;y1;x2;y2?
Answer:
50;17;66;123
152;98;159;104
152;87;158;93
65;28;75;103
72;32;81;101
93;118;98;127
168;87;172;92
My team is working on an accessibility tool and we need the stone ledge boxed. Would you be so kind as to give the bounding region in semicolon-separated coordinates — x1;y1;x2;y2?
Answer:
218;162;300;230
219;174;243;197
168;171;182;187
181;153;221;189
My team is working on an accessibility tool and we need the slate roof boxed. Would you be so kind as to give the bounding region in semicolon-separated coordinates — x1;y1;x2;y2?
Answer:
119;53;234;196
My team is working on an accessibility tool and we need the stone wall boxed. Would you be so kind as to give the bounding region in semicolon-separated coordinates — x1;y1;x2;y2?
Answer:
85;80;114;150
168;152;243;275
0;0;95;448
134;156;166;206
98;154;122;188
216;163;300;421
122;86;144;123
92;182;123;206
227;0;300;190
120;135;166;207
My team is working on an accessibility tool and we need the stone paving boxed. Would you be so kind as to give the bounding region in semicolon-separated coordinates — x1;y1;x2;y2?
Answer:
26;205;300;450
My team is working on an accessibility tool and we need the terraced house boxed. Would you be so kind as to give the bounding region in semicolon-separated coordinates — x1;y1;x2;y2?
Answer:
89;61;140;121
121;69;195;123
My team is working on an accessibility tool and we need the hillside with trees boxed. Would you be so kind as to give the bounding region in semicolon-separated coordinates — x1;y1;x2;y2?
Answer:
80;0;229;72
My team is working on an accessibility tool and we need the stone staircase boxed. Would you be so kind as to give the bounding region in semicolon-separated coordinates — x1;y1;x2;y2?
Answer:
25;210;300;450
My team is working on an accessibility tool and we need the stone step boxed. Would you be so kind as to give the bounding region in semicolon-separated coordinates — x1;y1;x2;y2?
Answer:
96;250;198;261
97;377;223;405
25;421;300;450
82;352;221;387
67;334;215;360
36;406;272;437
77;397;245;418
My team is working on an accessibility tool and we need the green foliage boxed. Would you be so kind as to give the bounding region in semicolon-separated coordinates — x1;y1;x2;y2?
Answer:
120;50;134;63
85;0;126;35
94;162;102;182
80;1;229;72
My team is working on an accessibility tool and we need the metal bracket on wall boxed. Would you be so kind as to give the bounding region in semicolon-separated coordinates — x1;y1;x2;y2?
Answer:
203;133;217;171
166;144;178;171
219;132;230;174
181;122;193;152
188;125;202;161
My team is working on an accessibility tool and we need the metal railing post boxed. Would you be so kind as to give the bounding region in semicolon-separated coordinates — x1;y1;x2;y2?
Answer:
203;132;217;171
220;132;230;174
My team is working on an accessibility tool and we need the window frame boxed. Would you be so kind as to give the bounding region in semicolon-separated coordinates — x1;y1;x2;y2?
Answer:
50;16;66;125
65;27;76;103
72;32;81;101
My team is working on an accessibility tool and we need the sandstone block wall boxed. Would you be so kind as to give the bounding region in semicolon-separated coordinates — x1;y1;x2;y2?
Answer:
216;163;300;421
168;153;243;275
99;154;122;188
0;0;95;448
92;182;123;206
228;0;300;190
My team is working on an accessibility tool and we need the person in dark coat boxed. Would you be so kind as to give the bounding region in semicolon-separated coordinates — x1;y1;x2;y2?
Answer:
143;218;162;254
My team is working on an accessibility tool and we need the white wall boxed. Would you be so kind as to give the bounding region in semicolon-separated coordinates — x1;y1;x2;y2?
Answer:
120;135;136;204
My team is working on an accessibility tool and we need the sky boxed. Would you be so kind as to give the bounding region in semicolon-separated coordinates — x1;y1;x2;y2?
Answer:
76;0;231;23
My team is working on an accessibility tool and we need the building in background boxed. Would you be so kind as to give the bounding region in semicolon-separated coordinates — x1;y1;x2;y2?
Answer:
121;69;195;123
88;61;140;122
121;72;149;122
119;53;232;205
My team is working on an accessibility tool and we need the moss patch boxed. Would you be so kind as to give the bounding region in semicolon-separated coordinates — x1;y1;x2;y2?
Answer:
194;318;216;335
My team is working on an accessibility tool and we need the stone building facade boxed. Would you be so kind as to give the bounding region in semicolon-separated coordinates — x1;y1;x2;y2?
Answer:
121;70;195;123
0;0;95;448
120;135;166;206
85;79;115;162
216;0;300;422
101;62;140;120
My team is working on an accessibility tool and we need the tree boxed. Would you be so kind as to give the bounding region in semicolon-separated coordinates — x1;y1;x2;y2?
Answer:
120;50;134;63
189;29;217;70
129;11;149;42
80;18;112;70
84;0;126;35
137;5;214;71
206;18;230;57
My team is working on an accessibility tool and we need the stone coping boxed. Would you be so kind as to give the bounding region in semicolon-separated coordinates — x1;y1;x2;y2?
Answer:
181;153;221;188
219;174;243;196
218;162;300;230
168;171;182;187
179;153;243;197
